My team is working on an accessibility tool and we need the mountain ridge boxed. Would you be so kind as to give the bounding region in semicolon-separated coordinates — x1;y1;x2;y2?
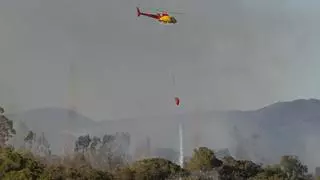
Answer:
5;98;320;169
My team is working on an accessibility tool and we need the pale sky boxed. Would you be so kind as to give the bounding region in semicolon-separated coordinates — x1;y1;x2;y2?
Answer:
1;0;320;120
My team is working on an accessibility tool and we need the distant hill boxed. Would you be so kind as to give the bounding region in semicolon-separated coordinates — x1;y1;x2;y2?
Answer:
97;99;320;168
5;99;320;169
8;107;100;132
229;98;320;126
7;107;99;153
97;98;320;135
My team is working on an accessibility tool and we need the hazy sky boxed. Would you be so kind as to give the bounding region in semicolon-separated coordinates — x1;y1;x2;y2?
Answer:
1;0;320;120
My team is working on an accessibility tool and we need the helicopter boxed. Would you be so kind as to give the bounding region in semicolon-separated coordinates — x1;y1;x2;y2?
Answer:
136;7;183;24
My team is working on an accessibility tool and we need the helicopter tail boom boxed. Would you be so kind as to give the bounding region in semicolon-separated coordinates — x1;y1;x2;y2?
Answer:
136;7;141;17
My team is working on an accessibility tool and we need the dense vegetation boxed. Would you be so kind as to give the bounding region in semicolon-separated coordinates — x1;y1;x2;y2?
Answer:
0;106;318;179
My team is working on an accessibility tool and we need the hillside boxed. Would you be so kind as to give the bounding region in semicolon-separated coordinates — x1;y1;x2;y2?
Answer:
97;98;320;168
6;99;320;169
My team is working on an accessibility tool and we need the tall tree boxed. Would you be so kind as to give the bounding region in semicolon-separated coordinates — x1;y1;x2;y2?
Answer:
74;134;91;153
280;155;309;180
0;106;16;147
97;132;131;169
99;133;117;169
24;130;36;151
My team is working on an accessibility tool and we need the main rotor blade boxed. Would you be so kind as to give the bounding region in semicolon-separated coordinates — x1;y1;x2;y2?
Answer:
142;7;185;14
168;12;185;14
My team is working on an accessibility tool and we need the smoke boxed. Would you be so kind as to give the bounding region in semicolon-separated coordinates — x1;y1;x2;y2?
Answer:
1;0;320;119
1;0;320;173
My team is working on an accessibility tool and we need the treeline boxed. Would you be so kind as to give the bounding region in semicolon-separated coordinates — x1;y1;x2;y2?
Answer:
0;106;318;180
0;145;315;180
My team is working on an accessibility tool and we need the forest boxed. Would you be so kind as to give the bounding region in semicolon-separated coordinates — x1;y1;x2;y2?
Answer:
0;106;318;180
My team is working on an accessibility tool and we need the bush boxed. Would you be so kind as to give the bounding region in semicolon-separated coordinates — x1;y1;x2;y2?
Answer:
129;158;188;180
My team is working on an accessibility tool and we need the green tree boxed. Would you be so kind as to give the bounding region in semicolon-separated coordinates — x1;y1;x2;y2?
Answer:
113;166;135;180
130;158;187;180
41;165;113;180
0;146;45;179
251;165;285;180
231;159;262;179
0;106;16;147
279;155;310;180
24;130;36;150
250;157;312;180
186;147;222;172
216;156;262;180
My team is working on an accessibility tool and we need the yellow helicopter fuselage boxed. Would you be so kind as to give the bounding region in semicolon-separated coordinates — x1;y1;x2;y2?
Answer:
159;15;177;24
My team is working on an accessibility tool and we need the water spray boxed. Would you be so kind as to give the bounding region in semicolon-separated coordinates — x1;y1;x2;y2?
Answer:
179;120;184;168
172;72;184;168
